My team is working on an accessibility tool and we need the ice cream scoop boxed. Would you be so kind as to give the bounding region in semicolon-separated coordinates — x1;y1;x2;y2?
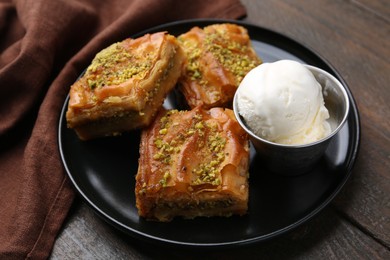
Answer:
233;61;350;174
236;60;331;145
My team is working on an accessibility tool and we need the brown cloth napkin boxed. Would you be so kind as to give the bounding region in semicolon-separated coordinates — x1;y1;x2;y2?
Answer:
0;0;246;258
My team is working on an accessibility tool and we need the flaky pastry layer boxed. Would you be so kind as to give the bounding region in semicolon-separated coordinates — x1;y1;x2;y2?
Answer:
66;32;185;140
135;107;250;221
177;23;261;109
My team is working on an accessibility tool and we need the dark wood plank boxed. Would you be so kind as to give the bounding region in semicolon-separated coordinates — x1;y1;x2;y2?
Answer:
353;0;390;21
51;202;147;260
241;0;390;247
50;201;390;259
50;0;390;258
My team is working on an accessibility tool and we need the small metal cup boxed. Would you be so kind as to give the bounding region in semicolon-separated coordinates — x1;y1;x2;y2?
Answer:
233;65;350;175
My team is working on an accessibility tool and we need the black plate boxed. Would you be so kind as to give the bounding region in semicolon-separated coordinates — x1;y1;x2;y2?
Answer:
58;19;360;247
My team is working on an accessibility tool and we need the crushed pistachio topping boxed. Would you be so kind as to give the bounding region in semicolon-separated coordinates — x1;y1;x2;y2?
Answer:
152;110;180;167
152;110;227;187
152;110;180;187
138;182;147;195
85;41;154;89
204;29;259;84
179;26;260;86
192;163;221;186
178;37;202;81
159;171;171;187
192;132;226;186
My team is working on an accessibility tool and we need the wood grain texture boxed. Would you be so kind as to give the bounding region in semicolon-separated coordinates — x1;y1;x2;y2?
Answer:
51;202;146;260
51;202;390;260
149;204;390;259
51;0;390;258
241;0;390;248
353;0;390;21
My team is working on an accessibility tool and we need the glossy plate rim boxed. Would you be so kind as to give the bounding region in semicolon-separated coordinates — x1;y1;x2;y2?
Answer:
58;18;361;248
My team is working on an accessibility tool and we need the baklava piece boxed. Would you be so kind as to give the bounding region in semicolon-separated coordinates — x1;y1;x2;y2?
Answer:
177;23;261;109
66;32;185;140
135;106;250;221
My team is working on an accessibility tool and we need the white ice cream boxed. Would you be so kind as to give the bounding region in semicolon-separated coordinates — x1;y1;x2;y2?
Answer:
237;60;331;145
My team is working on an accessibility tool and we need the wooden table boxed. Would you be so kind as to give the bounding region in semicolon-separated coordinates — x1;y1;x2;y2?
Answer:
50;0;390;259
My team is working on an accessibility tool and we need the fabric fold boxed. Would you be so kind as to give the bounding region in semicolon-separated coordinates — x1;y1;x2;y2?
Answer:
0;0;246;258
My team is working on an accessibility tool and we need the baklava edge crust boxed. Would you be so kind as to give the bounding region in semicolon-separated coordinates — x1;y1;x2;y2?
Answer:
135;106;250;221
